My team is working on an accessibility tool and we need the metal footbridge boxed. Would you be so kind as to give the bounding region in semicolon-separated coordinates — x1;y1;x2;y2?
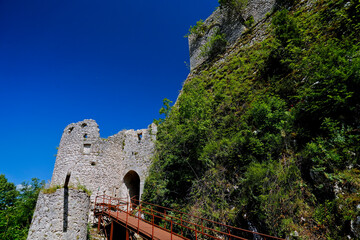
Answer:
94;195;285;240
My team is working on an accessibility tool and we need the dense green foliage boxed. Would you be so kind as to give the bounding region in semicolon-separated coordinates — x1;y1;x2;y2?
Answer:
219;0;248;12
144;0;360;238
0;175;44;240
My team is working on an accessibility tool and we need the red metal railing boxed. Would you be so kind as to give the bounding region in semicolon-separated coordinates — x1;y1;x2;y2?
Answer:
94;195;285;240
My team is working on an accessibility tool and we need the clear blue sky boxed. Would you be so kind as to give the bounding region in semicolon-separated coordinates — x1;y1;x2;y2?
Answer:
0;0;219;185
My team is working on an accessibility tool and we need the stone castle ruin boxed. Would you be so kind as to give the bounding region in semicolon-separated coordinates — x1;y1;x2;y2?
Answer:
28;119;157;239
50;119;156;201
27;1;278;238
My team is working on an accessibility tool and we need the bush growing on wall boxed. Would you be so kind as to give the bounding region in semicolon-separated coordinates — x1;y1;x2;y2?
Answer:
219;0;248;12
200;30;227;59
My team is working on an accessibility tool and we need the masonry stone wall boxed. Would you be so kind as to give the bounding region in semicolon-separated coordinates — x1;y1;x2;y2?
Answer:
50;119;157;204
28;119;157;239
188;0;275;70
27;189;90;240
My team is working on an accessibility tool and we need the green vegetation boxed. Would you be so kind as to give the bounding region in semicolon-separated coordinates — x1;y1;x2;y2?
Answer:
42;183;92;196
75;184;92;196
219;0;248;12
200;30;227;59
154;98;172;125
244;15;254;27
87;223;92;240
275;0;299;9
42;184;62;194
185;20;207;38
0;174;44;240
144;0;360;238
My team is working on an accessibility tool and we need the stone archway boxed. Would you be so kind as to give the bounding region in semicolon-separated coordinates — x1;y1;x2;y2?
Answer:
123;170;140;206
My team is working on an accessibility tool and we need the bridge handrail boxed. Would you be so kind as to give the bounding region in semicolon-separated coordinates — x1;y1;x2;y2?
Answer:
94;194;285;240
130;195;284;240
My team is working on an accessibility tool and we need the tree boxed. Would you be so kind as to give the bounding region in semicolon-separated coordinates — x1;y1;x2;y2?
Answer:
0;175;44;240
0;175;18;211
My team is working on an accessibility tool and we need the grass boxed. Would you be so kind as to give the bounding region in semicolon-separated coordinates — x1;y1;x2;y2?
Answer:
42;184;92;196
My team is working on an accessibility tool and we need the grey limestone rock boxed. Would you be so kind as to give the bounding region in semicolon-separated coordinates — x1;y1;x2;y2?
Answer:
188;0;275;70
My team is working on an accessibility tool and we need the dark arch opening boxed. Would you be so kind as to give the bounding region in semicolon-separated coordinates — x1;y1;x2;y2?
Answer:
123;170;140;206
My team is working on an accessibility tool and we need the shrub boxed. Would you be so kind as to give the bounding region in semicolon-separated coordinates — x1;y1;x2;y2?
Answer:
200;31;227;58
272;9;300;47
244;15;254;27
185;20;207;38
219;0;248;12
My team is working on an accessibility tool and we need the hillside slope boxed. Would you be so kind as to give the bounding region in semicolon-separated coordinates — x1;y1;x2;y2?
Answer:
143;0;360;239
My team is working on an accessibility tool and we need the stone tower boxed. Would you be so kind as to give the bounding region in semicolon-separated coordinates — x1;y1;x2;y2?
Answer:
50;119;157;203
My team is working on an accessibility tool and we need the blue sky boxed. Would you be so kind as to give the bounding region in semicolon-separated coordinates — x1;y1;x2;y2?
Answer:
0;0;219;185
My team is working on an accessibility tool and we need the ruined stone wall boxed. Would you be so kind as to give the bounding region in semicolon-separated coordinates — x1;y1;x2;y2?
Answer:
50;119;157;204
27;189;90;240
28;119;156;239
188;0;275;70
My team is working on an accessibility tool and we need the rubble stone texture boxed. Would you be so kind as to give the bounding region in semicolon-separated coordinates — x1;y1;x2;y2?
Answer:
28;119;157;239
27;189;90;240
50;119;157;204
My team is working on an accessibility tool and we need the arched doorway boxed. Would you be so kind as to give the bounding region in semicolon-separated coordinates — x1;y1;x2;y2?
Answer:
123;170;140;206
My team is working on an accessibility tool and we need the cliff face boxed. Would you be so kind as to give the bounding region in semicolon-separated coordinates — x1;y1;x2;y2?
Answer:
188;0;275;70
144;0;360;239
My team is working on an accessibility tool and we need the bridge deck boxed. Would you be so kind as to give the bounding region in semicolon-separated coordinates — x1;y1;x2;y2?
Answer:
101;210;186;240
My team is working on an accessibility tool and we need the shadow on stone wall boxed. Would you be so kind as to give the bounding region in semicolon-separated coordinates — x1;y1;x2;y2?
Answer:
63;187;69;232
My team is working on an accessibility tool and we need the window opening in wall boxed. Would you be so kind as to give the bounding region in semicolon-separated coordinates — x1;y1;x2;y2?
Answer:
137;133;143;141
84;134;88;139
68;127;74;133
81;123;87;128
83;144;91;154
